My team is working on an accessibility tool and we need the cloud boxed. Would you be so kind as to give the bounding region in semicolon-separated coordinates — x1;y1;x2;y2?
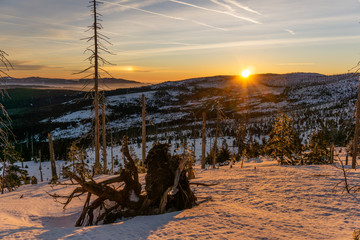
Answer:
277;63;315;66
284;29;295;35
2;60;62;71
104;65;163;73
119;35;360;56
170;0;261;24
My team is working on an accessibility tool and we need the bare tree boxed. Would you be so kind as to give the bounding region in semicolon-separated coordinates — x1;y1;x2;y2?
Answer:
353;77;360;169
0;50;12;147
101;91;107;173
76;1;113;174
142;94;146;165
201;112;206;169
48;133;57;183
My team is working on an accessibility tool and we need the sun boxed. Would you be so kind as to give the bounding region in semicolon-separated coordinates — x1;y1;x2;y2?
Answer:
124;66;134;72
241;69;251;78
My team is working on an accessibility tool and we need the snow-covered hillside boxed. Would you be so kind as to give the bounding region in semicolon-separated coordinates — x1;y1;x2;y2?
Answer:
1;156;359;239
37;73;356;140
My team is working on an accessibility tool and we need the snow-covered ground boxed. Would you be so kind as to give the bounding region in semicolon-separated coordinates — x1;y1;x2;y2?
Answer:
1;155;360;239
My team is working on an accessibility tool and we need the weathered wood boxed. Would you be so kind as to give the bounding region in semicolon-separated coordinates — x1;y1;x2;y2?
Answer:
330;143;334;164
353;76;360;169
212;109;219;168
142;94;146;165
39;150;43;182
48;133;57;182
159;187;172;214
93;0;101;175
54;138;197;226
1;154;5;194
189;182;219;186
101;91;107;173
201;112;206;169
110;128;114;174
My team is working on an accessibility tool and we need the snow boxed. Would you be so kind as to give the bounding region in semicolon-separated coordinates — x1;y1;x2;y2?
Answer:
50;110;92;123
107;91;156;107
1;153;360;239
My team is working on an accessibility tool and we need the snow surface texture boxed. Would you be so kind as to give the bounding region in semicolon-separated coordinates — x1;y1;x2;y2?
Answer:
1;156;360;239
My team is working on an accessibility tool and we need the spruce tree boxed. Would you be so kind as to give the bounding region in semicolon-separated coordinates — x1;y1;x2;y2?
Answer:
235;122;247;159
303;130;330;164
217;140;231;164
1;142;28;193
265;114;302;165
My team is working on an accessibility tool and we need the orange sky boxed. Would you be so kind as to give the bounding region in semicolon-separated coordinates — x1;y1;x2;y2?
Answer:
1;0;359;83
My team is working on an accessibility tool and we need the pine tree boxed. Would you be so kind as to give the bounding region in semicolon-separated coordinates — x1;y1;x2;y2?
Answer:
1;142;28;193
0;51;21;193
217;140;231;164
265;114;302;165
235;122;247;158
303;130;330;165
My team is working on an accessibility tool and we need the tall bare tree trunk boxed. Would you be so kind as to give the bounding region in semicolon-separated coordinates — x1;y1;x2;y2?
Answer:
48;133;57;182
39;150;43;182
93;0;101;175
111;129;114;175
102;92;107;173
1;152;6;194
201;112;206;169
330;143;334;164
212;109;219;168
31;134;34;158
142;94;146;165
352;77;360;169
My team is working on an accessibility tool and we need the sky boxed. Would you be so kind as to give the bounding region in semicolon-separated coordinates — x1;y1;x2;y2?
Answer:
0;0;359;83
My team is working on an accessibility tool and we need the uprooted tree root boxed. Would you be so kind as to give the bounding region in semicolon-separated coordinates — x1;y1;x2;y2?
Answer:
50;137;197;226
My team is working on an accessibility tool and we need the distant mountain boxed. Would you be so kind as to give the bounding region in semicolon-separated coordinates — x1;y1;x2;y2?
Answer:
4;77;147;91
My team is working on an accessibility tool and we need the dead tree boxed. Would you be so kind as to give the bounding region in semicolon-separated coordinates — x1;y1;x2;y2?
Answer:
101;91;107;173
75;0;113;174
141;143;196;214
142;94;146;165
0;50;12;161
1;153;5;194
212;108;219;168
330;143;334;164
201;112;206;169
51;137;197;226
48;133;57;183
39;150;43;182
110;128;114;174
353;76;360;169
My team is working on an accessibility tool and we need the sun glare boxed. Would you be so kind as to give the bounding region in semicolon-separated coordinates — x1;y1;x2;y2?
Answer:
124;66;134;72
241;69;251;78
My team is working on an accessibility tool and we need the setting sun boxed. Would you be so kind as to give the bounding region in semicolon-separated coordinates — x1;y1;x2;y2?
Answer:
241;69;251;78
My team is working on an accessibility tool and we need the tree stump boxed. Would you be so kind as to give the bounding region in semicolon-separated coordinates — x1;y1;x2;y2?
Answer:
51;138;197;226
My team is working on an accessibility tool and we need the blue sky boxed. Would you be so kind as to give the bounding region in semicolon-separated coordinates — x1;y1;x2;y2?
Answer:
1;0;359;83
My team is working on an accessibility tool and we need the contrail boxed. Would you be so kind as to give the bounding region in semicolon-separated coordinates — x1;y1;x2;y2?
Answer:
223;0;261;15
191;20;228;31
209;0;235;12
170;0;261;24
102;0;185;21
102;0;228;31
